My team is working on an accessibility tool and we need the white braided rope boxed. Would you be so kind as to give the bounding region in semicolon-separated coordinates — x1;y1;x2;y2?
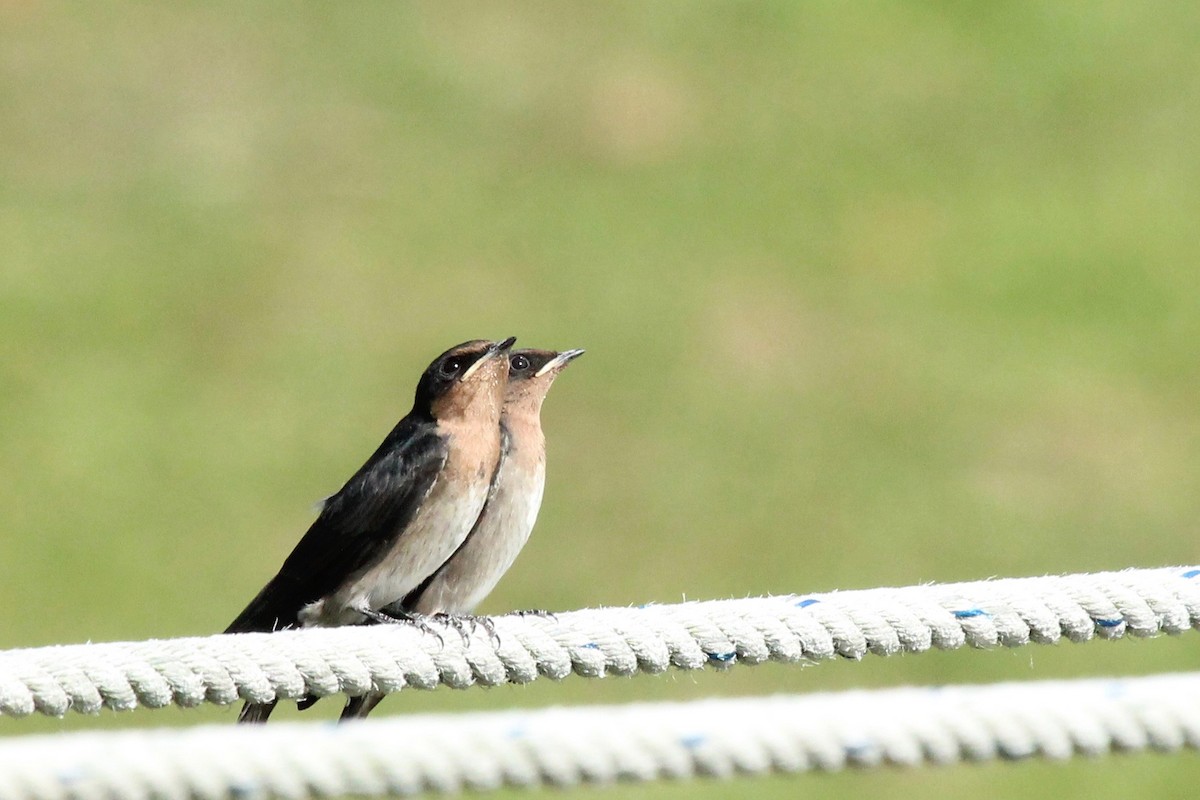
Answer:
3;672;1200;799
2;566;1198;717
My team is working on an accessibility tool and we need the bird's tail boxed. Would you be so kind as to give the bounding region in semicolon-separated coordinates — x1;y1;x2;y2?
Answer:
238;700;278;724
225;574;299;634
340;691;386;721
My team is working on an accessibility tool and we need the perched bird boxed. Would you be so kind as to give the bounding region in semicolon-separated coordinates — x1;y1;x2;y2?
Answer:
341;347;585;720
226;337;516;723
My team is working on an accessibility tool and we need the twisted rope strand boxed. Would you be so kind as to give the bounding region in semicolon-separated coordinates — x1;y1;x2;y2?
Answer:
1;566;1197;718
3;672;1200;799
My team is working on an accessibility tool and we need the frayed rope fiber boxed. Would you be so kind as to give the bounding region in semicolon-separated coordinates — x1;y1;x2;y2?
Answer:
3;672;1200;799
2;566;1198;718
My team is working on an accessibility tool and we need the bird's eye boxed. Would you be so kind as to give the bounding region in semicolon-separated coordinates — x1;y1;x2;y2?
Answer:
440;358;463;378
511;354;531;372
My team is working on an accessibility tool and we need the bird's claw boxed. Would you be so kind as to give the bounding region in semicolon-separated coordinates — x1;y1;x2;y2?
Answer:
432;612;474;644
476;615;501;649
429;613;502;649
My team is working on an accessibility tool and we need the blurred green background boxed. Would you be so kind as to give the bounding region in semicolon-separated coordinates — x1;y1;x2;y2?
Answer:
3;1;1200;796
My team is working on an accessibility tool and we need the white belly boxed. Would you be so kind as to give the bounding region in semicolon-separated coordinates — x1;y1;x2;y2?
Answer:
410;458;545;615
302;475;491;626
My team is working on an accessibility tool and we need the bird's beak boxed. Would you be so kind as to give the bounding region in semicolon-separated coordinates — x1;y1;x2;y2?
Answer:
462;336;518;380
534;348;585;378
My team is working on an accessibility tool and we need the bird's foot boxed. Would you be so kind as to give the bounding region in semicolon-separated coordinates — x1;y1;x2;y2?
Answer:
361;608;445;647
430;613;502;649
513;608;557;622
431;612;474;644
359;607;393;625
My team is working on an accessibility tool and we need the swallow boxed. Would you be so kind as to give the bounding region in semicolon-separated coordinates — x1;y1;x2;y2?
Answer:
225;336;516;723
341;347;585;720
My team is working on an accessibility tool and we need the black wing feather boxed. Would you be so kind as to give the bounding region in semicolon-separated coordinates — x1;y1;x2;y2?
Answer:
226;416;448;633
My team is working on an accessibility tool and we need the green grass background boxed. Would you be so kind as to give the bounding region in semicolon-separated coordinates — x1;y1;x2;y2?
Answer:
3;2;1200;796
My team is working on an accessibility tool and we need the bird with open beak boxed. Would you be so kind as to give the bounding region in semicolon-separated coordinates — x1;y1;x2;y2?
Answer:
341;347;585;720
225;337;516;723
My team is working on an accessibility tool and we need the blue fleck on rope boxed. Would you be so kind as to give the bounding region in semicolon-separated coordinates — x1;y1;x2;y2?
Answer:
3;672;1200;798
0;566;1198;718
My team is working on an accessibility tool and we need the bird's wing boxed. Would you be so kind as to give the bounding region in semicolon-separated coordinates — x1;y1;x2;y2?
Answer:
225;418;448;633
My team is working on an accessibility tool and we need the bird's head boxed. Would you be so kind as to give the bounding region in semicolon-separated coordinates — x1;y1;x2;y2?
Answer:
503;348;585;416
415;337;517;422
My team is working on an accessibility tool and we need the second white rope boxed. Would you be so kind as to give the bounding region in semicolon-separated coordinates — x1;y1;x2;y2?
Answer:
3;672;1199;799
